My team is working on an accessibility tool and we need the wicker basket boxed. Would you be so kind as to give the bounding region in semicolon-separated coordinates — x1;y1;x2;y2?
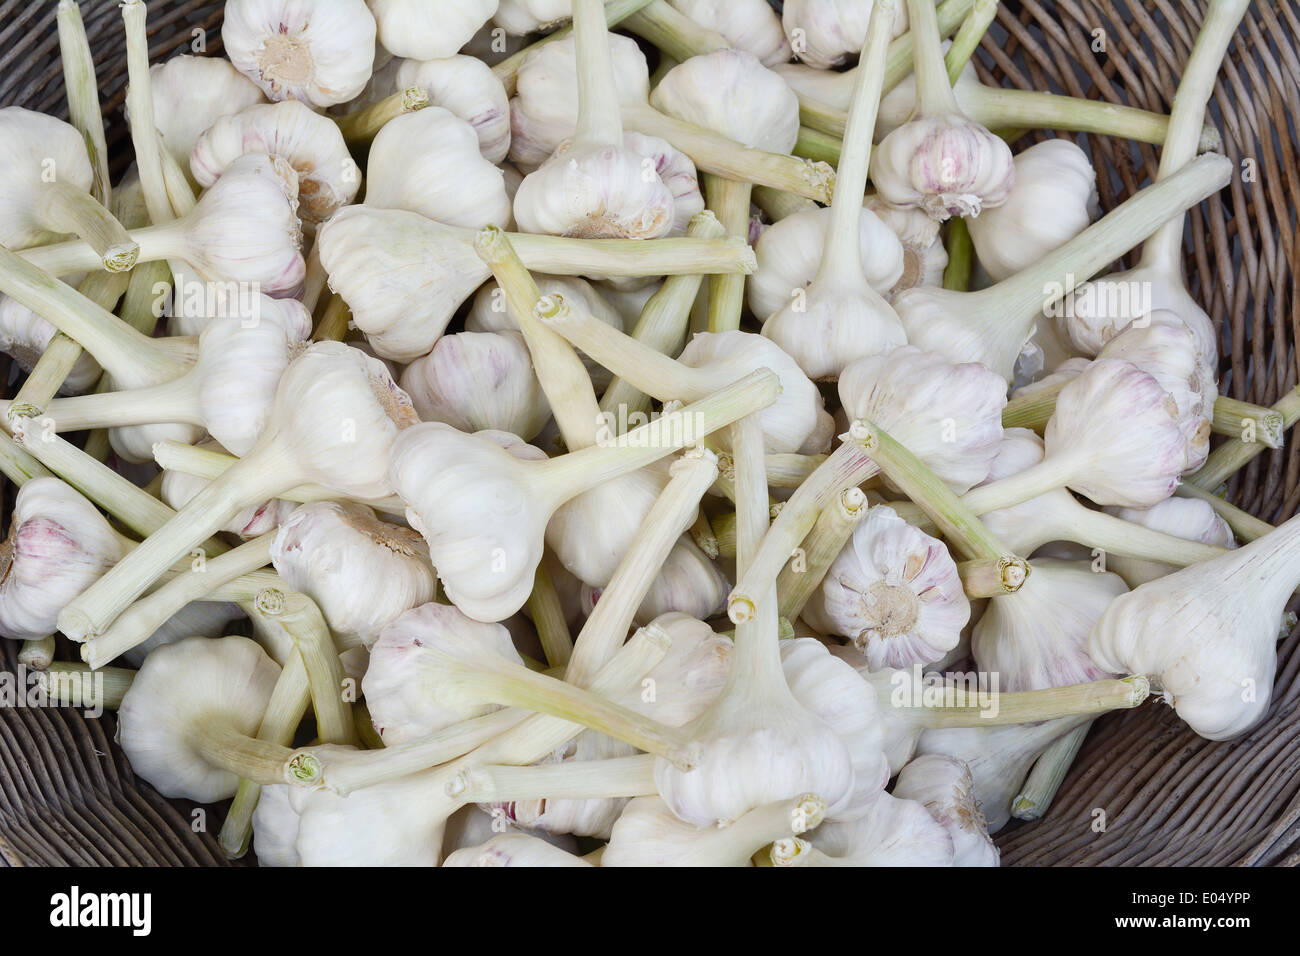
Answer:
1;0;1297;867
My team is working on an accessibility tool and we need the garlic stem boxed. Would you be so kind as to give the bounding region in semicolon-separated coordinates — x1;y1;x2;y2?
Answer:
253;588;356;747
312;294;352;343
819;0;894;284
447;754;660;804
0;430;51;486
729;411;783;684
1174;482;1274;543
16;374;202;435
572;0;625;147
476;226;602;450
83;533;275;668
622;103;834;203
958;450;1084;517
776;487;868;621
958;557;1031;598
1189;385;1300;491
564;447;719;686
1140;0;1250;276
897;676;1150;727
529;558;574;668
909;0;961;115
1212;397;1284;450
1048;506;1226;566
886;0;975;92
218;653;311;858
335;87;429;144
0;247;189;388
301;242;327;317
853;418;1027;581
690;509;719;558
492;0;657;97
1011;722;1089;821
945;0;998;84
152;440;406;513
506;228;757;276
792;126;842;164
156;139;196;217
703;176;753;332
752;186;818;222
32;180;137;273
670;794;828;867
121;0;169;226
37;661;134;710
18;635;56;670
943;218;973;291
191;721;296;787
601;211;724;419
728;438;881;623
56;0;110;205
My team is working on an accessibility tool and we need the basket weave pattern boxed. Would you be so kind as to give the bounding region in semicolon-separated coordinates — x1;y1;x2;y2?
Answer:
0;0;1296;866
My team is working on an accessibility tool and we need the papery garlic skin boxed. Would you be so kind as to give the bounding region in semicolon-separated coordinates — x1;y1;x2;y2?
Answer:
863;197;948;297
748;207;905;320
0;290;101;394
271;502;436;648
399;331;550;440
147;55;267;176
839;346;1008;495
623;614;734;727
1087;517;1299;741
783;0;910;69
366;107;511;229
582;539;729;626
0;108;96;249
117;637;280;802
967;139;1099;281
1045;358;1189;507
624;133;705;237
395;56;511;163
363;602;524;744
669;0;792;66
972;559;1124;692
443;833;591;867
251;784;301;867
223;0;377;108
548;467;669;589
651;50;800;154
892;754;999;867
0;479;123;643
871;114;1016;221
509;34;650;170
368;0;497;60
826;650;920;773
1106;498;1236;588
781;638;890;820
190;100;360;222
804;506;970;670
810;790;955;866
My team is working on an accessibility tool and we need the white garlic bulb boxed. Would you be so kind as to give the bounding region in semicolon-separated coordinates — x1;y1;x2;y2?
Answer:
368;0;497;60
0;287;101;394
581;538;729;626
146;55;266;177
271;501;436;647
223;0;377;108
783;0;910;69
395;56;511;163
863;197;949;297
443;833;592;867
892;754;1000;867
806;790;955;866
871;114;1016;221
803;506;970;670
495;0;574;35
669;0;792;66
251;784;301;867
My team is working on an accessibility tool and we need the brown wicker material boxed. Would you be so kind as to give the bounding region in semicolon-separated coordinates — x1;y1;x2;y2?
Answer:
0;0;1296;866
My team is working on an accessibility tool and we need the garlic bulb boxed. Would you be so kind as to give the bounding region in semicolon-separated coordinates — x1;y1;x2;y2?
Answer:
748;207;904;320
251;784;301;867
783;0;910;69
548;465;669;589
966;139;1099;281
116;636;281;802
603;793;826;866
803;506;970;670
443;834;592;867
863;197;948;297
270;501;437;647
395;56;511;163
161;458;295;540
668;0;792;66
399;330;550;440
190;100;360;223
0;288;101;394
1087;513;1300;741
223;0;377;108
495;0;573;35
513;0;677;240
365;107;511;229
892;754;1000;867
1106;498;1235;588
120;601;245;670
972;558;1125;692
761;5;906;381
368;0;497;60
792;791;953;866
146;55;266;176
582;538;729;626
0;478;123;643
363;602;525;744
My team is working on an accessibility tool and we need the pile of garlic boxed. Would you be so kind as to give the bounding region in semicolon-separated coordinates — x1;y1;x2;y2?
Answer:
0;0;1284;868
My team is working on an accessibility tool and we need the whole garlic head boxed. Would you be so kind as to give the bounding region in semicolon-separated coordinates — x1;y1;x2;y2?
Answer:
223;0;377;108
783;0;910;69
271;501;437;647
0;479;124;642
808;790;955;865
146;55;266;176
368;0;497;60
190;100;361;222
399;330;550;440
395;56;511;163
365;107;511;229
892;754;999;867
0;107;96;249
581;539;729;626
363;601;524;744
803;506;970;670
669;0;792;66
